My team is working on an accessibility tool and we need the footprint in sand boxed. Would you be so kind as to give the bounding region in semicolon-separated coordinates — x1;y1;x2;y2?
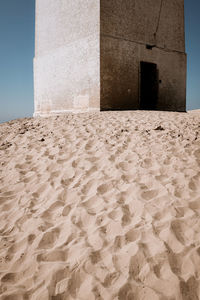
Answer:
121;204;132;227
141;158;152;168
188;173;200;191
0;196;13;206
189;198;200;211
49;170;60;180
38;227;60;249
25;154;33;161
15;163;29;170
85;165;98;177
85;140;95;151
102;272;119;288
1;272;18;284
1;202;14;213
81;179;98;197
48;267;70;297
125;228;140;244
174;206;188;218
118;162;132;172
118;283;135;300
27;234;36;246
189;179;197;191
62;166;76;180
32;182;50;198
0;190;16;197
129;250;146;281
97;182;113;195
194;149;200;160
180;276;199;300
113;235;125;250
108;209;122;221
164;242;182;275
43;201;64;218
89;250;101;264
62;204;71;217
170;220;186;245
141;189;158;201
37;249;67;262
23;172;36;183
82;196;104;211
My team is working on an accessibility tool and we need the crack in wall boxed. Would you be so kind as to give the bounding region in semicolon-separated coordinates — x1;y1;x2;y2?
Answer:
154;0;164;42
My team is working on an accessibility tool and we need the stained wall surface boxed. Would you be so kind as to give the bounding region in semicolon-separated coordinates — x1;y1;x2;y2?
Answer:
100;0;186;111
34;0;100;116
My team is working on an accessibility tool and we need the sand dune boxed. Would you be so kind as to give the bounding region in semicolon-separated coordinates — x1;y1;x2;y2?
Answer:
0;111;200;299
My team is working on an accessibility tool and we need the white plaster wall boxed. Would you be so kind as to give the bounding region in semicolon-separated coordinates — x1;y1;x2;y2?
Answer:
34;0;100;116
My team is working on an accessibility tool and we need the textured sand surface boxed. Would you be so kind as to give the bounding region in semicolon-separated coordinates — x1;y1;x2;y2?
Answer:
0;111;200;299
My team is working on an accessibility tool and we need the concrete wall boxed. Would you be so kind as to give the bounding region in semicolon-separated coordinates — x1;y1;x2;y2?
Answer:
34;0;100;116
34;0;186;115
100;0;185;52
100;0;186;111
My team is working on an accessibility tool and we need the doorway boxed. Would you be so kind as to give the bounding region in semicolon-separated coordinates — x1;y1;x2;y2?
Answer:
140;61;159;110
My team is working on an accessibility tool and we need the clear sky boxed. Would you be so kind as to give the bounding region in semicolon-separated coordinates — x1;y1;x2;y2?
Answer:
0;0;200;123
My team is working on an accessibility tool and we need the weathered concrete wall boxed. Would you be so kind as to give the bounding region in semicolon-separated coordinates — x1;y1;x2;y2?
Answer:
139;46;186;111
100;0;186;111
100;37;139;110
100;37;186;111
34;0;100;116
100;0;185;52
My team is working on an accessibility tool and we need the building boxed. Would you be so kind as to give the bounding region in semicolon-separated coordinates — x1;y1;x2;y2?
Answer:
34;0;186;116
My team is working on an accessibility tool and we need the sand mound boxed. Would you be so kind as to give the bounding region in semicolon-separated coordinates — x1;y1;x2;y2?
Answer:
0;111;200;299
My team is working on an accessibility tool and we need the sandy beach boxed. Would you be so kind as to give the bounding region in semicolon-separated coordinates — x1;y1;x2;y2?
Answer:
0;110;200;299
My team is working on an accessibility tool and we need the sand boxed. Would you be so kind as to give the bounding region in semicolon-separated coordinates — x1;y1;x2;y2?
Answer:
0;110;200;299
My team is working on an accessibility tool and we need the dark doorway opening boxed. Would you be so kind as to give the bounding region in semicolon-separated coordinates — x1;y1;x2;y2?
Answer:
140;61;159;110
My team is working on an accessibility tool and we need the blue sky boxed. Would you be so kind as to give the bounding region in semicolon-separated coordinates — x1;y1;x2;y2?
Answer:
0;0;35;123
0;0;199;123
